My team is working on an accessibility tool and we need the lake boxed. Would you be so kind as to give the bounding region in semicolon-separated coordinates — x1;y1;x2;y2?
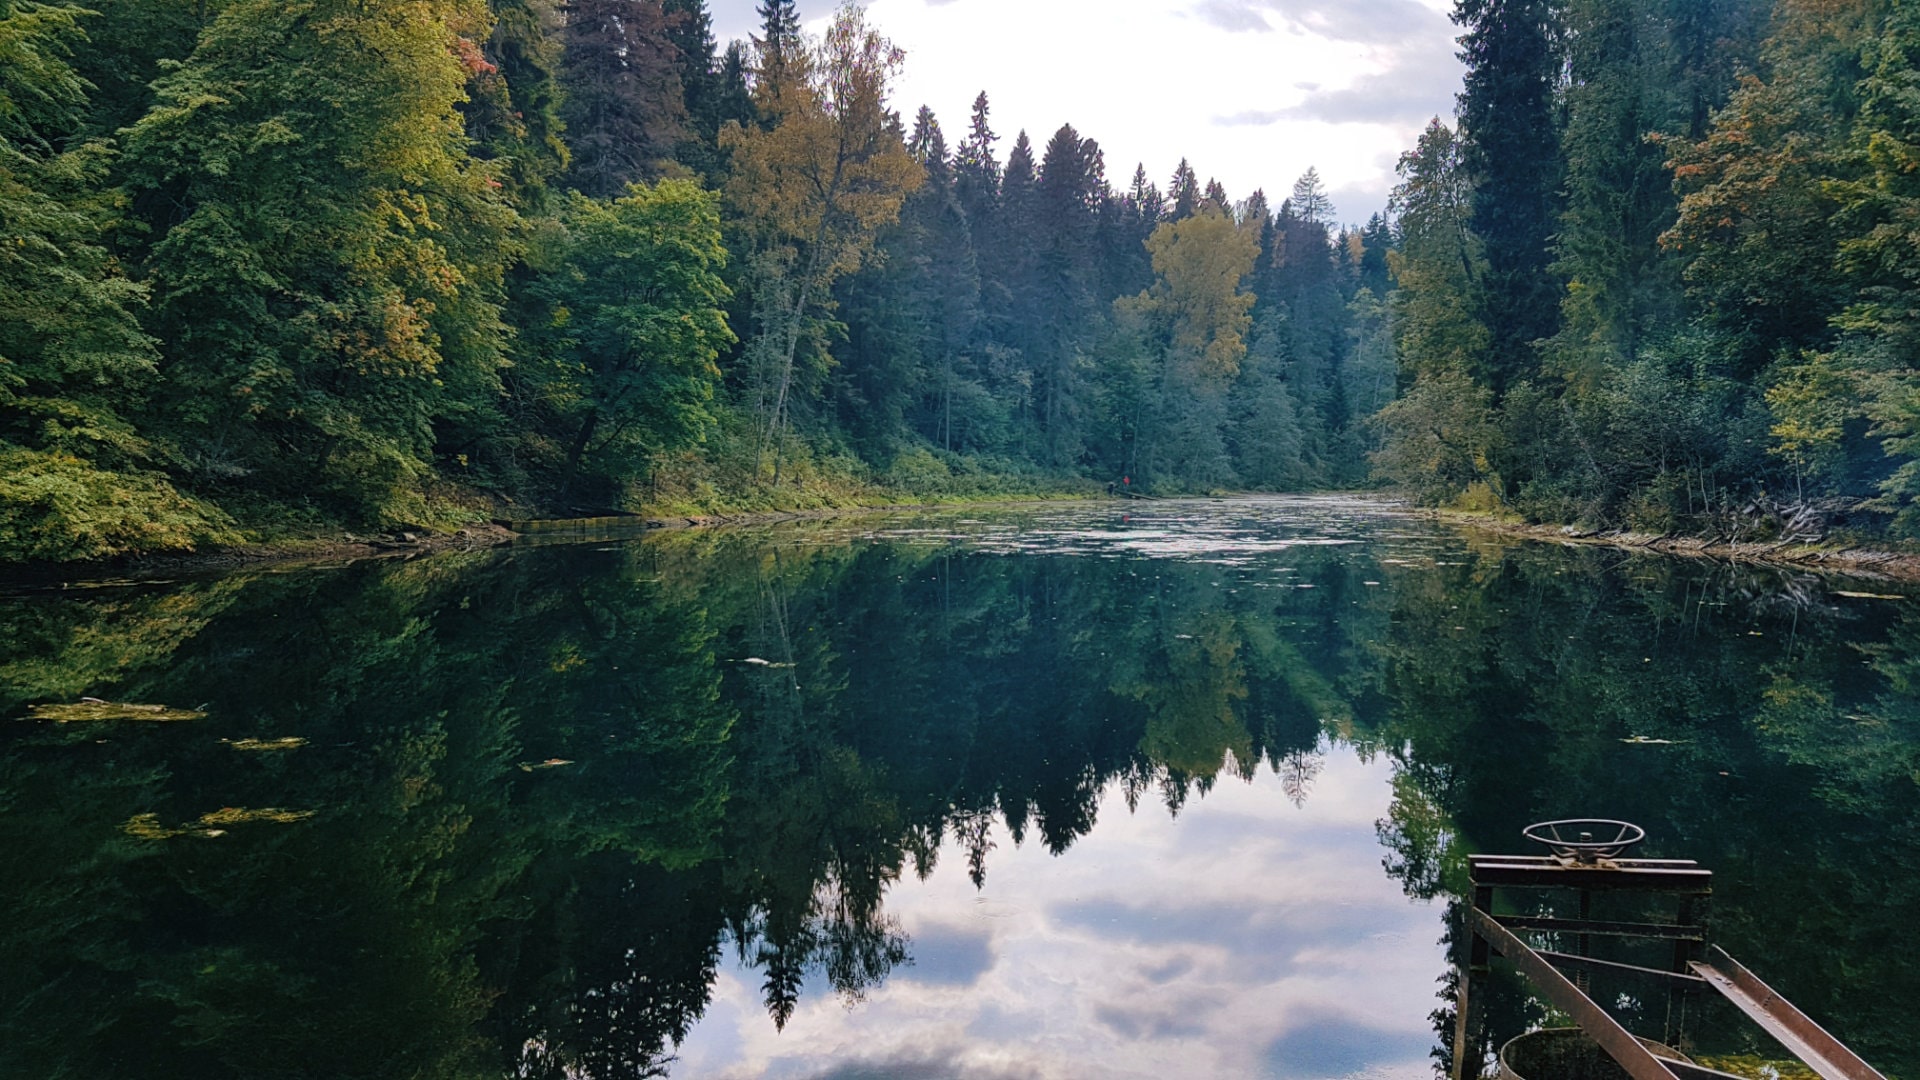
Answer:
1;496;1914;1079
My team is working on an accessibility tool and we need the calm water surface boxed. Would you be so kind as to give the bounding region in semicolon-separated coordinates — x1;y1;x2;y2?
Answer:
2;496;1915;1078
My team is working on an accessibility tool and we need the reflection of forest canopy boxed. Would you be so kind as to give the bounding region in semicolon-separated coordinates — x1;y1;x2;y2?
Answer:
2;523;1917;1075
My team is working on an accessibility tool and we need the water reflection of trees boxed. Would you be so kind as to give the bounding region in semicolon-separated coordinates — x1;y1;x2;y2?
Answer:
1364;546;1920;1073
3;527;1917;1075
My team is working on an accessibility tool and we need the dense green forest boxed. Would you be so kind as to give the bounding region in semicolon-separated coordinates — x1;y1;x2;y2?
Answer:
8;0;1920;562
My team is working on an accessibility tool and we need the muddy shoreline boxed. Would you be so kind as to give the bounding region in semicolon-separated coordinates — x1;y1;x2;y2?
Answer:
1431;509;1920;582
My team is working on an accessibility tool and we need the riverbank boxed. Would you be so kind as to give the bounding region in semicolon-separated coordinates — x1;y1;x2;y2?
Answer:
1430;507;1920;581
0;488;1112;584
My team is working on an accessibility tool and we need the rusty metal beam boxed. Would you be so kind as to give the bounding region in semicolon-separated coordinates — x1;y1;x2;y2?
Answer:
1536;949;1709;985
1470;854;1703;868
1470;860;1713;893
1496;914;1706;941
1468;907;1682;1080
1690;947;1888;1080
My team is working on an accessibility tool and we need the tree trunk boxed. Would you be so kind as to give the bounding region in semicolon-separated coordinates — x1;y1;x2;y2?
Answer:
559;406;600;501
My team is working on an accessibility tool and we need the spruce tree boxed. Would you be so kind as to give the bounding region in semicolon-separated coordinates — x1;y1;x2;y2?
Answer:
954;91;1001;248
1358;213;1394;297
1029;123;1104;464
1167;158;1200;220
559;0;687;196
466;0;569;203
1454;0;1565;393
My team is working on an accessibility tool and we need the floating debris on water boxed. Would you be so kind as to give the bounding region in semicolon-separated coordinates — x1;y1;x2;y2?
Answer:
1833;590;1904;600
123;806;315;840
26;699;206;723
518;758;576;771
740;657;795;668
1621;735;1686;745
222;737;308;752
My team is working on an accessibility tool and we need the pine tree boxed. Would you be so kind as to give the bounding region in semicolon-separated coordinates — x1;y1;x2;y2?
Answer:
1290;167;1333;225
560;0;687;196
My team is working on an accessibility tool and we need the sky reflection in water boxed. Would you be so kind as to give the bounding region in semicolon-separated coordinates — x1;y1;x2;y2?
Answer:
679;745;1441;1080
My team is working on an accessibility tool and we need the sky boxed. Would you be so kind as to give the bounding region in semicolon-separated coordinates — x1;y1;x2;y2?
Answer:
707;0;1467;226
672;744;1448;1079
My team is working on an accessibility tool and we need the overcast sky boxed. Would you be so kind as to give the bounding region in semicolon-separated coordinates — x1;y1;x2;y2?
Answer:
708;0;1466;225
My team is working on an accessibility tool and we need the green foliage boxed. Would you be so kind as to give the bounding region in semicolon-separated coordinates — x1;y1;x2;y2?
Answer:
0;448;235;561
524;180;734;497
1369;368;1501;506
120;0;517;526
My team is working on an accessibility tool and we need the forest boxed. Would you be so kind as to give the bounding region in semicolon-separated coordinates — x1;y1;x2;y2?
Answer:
4;0;1920;562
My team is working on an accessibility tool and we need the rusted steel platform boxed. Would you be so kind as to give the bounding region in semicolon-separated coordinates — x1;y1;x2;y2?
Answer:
1456;840;1886;1080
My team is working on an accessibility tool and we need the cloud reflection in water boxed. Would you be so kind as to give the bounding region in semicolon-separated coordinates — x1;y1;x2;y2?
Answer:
675;744;1442;1079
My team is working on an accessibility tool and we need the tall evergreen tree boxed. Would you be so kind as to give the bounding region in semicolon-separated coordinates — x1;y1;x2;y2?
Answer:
466;0;569;203
1549;0;1683;375
752;0;803;115
1358;212;1394;298
1454;0;1565;393
1167;157;1200;220
953;91;1001;253
559;0;687;196
1028;123;1104;464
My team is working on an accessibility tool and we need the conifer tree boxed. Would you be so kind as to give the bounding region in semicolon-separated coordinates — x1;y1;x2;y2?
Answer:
1454;0;1565;393
1029;123;1104;463
953;91;1001;256
753;0;803;115
1549;0;1683;374
1358;213;1394;297
1167;158;1200;220
466;0;569;203
559;0;687;196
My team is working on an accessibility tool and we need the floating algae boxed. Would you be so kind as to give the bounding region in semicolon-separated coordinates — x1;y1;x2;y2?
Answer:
27;698;206;723
122;806;315;840
221;737;308;752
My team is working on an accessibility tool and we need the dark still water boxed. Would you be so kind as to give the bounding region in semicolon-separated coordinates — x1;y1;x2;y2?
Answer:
3;496;1916;1079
